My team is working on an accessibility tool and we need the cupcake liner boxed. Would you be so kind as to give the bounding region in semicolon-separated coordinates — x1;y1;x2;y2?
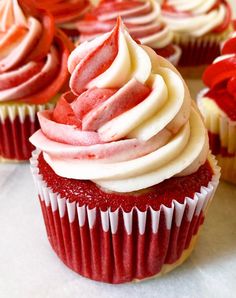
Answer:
30;150;220;284
197;89;236;183
0;102;55;161
174;27;232;69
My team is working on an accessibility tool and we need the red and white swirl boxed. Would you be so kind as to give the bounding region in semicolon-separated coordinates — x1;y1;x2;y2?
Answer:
78;0;174;50
162;0;231;37
0;0;69;104
31;19;209;193
32;0;90;29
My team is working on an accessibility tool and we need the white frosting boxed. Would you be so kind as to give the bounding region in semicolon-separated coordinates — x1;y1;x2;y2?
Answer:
31;22;209;193
162;0;228;37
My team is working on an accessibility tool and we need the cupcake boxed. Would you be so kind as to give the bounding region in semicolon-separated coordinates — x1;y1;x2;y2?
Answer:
162;0;233;77
77;0;181;65
0;0;73;161
31;0;91;42
30;19;220;283
198;31;236;184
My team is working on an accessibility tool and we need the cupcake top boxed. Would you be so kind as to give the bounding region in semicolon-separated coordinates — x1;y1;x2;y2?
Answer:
202;30;236;121
31;18;209;193
0;0;73;104
31;0;90;29
77;0;174;50
162;0;232;37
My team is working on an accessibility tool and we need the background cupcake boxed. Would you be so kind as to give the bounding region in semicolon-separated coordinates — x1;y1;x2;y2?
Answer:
162;0;232;77
31;0;91;42
30;19;220;283
198;31;236;184
0;0;73;161
77;0;181;65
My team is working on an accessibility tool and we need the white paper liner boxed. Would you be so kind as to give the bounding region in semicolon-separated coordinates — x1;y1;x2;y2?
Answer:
30;150;220;235
173;27;232;47
197;89;236;154
0;101;55;124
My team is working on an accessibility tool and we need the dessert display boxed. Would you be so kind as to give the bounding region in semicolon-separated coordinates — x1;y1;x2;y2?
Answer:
77;0;181;65
198;30;236;184
30;19;220;283
162;0;233;77
31;0;91;41
0;0;73;161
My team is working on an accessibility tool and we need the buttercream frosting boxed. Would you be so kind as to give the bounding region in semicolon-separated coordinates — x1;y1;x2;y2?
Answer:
31;0;90;29
162;0;231;37
30;19;209;193
78;0;174;50
0;0;72;104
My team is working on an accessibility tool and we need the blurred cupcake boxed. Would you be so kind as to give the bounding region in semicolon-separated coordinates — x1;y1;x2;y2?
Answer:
77;0;181;65
30;19;219;283
198;31;236;184
0;0;73;161
162;0;233;77
31;0;91;42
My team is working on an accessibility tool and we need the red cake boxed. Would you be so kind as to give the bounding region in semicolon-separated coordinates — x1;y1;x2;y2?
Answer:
0;0;73;161
30;19;220;283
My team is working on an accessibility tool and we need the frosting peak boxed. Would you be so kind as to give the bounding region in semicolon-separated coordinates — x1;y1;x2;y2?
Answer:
31;19;209;192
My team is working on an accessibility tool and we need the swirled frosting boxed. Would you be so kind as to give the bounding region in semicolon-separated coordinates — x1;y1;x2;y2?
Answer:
202;30;236;120
30;19;209;193
31;0;90;29
77;0;174;50
162;0;231;37
0;0;73;104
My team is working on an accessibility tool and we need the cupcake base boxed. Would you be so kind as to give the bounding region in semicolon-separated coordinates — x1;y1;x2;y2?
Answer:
174;26;232;78
197;91;236;184
30;151;219;284
0;101;55;162
134;232;198;282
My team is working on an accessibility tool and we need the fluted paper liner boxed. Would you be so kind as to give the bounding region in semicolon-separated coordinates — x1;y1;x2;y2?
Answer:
0;101;55;161
198;89;236;183
174;27;232;71
30;150;220;283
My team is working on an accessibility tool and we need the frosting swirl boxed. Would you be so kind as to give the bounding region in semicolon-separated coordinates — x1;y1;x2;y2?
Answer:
31;0;90;29
30;19;209;193
0;0;73;104
77;0;174;50
162;0;231;37
202;31;236;120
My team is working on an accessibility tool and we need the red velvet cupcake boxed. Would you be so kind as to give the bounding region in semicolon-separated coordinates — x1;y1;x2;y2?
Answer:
77;0;181;65
198;31;236;184
162;0;233;77
0;0;73;161
30;0;91;42
30;19;220;283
